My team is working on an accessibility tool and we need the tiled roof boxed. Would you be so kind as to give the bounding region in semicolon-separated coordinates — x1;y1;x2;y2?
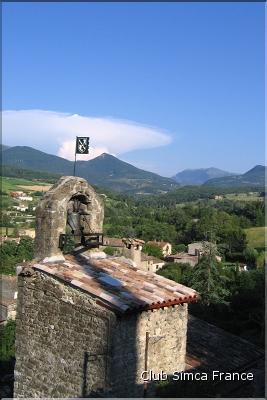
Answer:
30;254;198;314
186;315;264;396
122;238;145;246
103;237;124;247
141;253;165;264
147;241;170;249
0;276;17;306
186;315;264;373
169;253;198;259
188;241;216;251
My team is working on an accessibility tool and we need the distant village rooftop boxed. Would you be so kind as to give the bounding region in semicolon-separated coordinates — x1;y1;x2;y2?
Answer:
147;240;171;249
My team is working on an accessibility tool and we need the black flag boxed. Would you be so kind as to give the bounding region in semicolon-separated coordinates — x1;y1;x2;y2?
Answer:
76;137;89;154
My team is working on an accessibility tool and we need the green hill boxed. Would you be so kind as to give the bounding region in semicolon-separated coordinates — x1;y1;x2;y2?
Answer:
203;165;266;187
2;146;73;174
245;226;266;250
172;167;235;185
1;165;61;183
2;146;178;194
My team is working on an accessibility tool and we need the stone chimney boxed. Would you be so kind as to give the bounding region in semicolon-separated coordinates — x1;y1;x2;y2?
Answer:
35;176;104;262
122;238;145;267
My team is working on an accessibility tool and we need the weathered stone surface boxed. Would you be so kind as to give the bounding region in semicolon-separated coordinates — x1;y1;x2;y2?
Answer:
15;175;189;398
35;176;104;261
0;275;17;322
14;271;188;398
14;271;116;398
111;304;188;397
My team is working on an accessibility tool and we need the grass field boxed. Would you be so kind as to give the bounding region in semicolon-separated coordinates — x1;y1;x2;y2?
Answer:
18;184;51;191
2;177;51;193
245;227;266;249
225;192;263;201
225;192;263;202
0;227;14;235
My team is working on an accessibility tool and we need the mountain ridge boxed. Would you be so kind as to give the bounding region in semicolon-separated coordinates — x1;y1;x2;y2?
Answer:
2;145;178;194
203;165;266;187
2;145;265;191
172;167;235;186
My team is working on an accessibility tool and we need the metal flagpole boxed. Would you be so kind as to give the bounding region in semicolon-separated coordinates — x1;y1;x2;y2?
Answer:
73;136;77;176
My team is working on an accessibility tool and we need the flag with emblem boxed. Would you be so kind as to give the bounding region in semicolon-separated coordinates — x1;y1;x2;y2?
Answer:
76;137;89;154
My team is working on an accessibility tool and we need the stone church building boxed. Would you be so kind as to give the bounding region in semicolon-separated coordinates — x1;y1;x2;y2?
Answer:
14;177;198;398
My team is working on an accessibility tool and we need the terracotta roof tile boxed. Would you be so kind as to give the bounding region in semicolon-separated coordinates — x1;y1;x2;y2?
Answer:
29;254;198;314
147;241;170;249
186;315;264;375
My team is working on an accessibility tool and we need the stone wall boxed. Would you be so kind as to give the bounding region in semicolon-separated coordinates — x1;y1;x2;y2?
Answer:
122;246;141;266
35;176;104;261
111;304;188;397
14;270;188;398
14;270;116;398
0;275;17;323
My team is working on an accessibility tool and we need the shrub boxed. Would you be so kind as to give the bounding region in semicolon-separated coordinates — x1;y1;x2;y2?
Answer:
0;320;16;362
103;246;116;256
143;244;162;258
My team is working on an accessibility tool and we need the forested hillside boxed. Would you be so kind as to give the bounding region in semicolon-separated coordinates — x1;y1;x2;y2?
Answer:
2;146;179;194
204;165;266;187
104;188;265;257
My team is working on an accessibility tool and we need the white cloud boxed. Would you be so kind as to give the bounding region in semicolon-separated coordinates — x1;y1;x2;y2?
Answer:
2;109;172;161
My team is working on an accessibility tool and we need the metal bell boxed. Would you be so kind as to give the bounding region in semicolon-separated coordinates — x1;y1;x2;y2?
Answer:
67;212;81;234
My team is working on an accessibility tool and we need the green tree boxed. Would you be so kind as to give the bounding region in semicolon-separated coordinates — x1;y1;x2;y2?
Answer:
0;320;16;361
187;243;230;306
17;236;34;261
256;251;266;269
143;243;163;258
0;236;34;275
173;243;187;253
157;262;193;284
11;227;20;237
243;247;258;268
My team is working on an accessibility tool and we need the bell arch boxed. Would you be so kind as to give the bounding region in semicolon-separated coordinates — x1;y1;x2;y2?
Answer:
35;176;104;261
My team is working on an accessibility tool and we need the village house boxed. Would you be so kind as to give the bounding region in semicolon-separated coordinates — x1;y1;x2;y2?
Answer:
102;237;166;273
140;253;165;272
0;236;20;245
12;205;28;212
147;240;172;256
122;238;166;272
102;236;124;248
167;252;199;267
18;229;35;238
188;241;222;262
0;275;17;324
167;241;221;267
14;176;198;398
10;191;25;198
17;195;33;202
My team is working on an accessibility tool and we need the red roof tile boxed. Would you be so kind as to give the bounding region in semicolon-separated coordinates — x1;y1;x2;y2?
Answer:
147;241;170;249
30;254;198;314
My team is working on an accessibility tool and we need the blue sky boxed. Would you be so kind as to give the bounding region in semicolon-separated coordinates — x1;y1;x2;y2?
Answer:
2;2;265;176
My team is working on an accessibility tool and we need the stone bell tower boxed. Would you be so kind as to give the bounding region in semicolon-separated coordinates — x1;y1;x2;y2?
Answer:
14;176;197;398
35;176;104;261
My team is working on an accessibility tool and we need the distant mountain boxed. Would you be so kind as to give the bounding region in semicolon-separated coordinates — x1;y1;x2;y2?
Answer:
172;167;235;186
1;144;11;152
2;146;179;194
203;165;266;187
